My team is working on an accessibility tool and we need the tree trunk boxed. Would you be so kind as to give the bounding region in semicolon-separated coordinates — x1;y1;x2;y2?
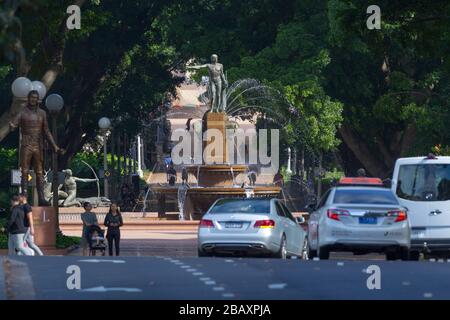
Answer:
338;125;390;178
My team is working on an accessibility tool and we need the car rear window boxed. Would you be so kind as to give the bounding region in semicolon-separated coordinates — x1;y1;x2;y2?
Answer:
333;189;399;205
209;199;271;214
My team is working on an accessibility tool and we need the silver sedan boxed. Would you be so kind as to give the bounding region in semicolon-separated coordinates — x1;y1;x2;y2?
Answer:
307;186;411;260
198;198;308;259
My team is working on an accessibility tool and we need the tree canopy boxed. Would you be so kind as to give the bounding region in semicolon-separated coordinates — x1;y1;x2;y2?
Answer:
1;0;449;178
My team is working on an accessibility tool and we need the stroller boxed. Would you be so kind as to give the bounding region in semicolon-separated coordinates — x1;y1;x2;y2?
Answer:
86;225;107;256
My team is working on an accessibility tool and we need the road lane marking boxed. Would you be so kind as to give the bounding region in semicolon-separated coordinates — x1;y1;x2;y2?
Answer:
204;281;216;285
193;272;204;276
79;286;142;293
337;262;344;267
424;292;433;298
78;259;125;264
268;283;287;290
213;287;225;291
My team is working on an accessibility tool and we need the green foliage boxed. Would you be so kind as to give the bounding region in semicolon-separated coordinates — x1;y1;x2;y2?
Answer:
56;233;81;249
2;0;449;177
0;148;18;208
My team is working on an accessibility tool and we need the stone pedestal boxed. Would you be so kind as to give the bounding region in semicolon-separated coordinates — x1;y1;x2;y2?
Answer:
205;112;228;164
32;206;56;248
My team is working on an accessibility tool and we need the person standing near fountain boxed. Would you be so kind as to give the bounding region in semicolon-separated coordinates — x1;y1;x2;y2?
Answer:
104;202;123;256
187;54;228;112
167;162;177;186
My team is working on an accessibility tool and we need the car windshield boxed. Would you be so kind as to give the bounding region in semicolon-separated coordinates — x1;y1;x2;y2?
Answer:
396;164;450;201
334;189;398;205
209;199;271;214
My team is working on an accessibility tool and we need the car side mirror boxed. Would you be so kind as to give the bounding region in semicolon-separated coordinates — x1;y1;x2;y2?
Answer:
296;216;306;224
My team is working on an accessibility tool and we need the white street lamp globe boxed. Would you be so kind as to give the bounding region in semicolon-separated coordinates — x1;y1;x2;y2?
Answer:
31;81;47;100
11;77;33;98
45;94;64;112
98;117;111;129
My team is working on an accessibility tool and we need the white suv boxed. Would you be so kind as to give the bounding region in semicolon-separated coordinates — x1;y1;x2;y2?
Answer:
392;155;450;259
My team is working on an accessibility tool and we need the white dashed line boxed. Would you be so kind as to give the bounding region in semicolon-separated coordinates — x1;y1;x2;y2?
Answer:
186;269;197;272
222;293;235;298
337;262;344;267
268;283;287;290
205;281;217;285
200;277;211;281
424;292;433;298
213;287;225;291
401;281;411;286
193;272;204;276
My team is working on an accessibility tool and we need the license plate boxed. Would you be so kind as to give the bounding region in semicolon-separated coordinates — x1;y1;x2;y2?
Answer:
359;217;377;224
225;222;242;229
412;229;426;238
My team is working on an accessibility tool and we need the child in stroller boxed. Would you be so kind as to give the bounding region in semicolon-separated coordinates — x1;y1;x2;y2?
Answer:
86;225;107;256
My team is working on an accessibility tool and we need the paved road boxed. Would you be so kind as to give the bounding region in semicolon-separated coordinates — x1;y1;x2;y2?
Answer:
1;255;449;300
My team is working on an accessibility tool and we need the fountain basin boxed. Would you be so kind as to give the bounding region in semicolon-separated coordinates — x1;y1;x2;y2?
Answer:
152;185;281;220
186;164;247;187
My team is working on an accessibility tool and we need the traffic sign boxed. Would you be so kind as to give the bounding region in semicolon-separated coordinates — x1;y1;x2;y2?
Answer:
11;170;35;186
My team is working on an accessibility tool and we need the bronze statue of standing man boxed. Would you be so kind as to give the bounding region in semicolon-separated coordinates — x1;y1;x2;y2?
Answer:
10;90;63;206
187;54;228;112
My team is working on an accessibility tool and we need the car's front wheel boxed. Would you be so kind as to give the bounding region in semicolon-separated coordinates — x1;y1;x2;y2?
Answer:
198;249;211;257
386;251;397;261
318;245;330;260
275;235;288;259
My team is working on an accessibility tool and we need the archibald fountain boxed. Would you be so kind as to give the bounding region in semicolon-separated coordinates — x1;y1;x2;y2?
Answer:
152;54;282;220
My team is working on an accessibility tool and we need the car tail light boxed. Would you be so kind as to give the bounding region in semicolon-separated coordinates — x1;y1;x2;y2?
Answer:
254;220;275;228
327;209;350;221
199;219;214;228
387;210;407;222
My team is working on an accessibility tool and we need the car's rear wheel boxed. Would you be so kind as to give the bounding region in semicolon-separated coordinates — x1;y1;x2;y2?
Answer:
308;246;317;259
318;246;330;260
276;235;288;259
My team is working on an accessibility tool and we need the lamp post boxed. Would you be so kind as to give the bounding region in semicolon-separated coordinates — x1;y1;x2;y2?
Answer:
98;117;111;198
45;93;64;233
286;147;292;174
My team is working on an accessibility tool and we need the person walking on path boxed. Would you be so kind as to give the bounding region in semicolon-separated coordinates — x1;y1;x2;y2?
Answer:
19;193;43;256
104;202;123;256
6;195;31;255
81;202;98;256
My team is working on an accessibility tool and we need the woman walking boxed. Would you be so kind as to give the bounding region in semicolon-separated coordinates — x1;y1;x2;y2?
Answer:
104;202;123;256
